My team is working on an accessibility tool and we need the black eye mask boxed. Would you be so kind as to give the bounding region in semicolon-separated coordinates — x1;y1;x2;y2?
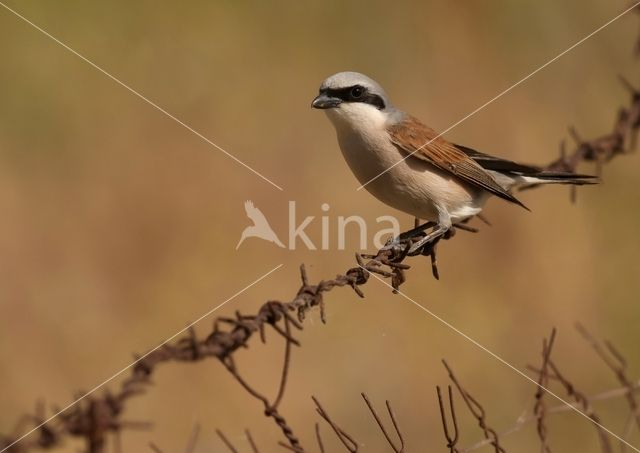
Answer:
320;86;386;110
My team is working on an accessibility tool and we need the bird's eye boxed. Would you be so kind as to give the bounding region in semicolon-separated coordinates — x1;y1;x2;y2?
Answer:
350;86;364;99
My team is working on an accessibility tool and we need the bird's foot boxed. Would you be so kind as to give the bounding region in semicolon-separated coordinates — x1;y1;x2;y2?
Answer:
382;221;435;250
407;226;448;255
399;221;436;241
381;219;477;259
381;236;404;251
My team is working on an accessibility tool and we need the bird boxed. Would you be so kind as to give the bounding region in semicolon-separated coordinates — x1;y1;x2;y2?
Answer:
311;71;597;253
236;200;285;250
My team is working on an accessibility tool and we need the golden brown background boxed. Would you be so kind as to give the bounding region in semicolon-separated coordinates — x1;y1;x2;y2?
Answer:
1;1;639;451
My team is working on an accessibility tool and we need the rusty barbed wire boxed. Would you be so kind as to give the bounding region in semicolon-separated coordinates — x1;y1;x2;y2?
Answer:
1;127;637;453
3;109;639;452
4;317;640;452
312;396;359;452
442;360;505;453
460;327;639;453
531;75;640;201
0;248;427;453
437;385;460;453
545;358;613;453
360;393;405;453
575;323;640;452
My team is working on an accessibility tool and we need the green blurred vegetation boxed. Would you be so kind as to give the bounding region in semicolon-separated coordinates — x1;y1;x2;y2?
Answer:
0;1;639;451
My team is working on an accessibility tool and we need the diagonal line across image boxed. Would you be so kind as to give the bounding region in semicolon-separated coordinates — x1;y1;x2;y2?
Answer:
0;264;284;453
0;1;284;191
356;2;640;191
364;268;640;452
1;1;637;451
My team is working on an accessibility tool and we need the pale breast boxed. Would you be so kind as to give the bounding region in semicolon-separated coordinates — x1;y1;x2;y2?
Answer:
330;111;487;222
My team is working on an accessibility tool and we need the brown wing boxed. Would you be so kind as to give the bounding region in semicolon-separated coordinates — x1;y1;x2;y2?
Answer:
387;115;528;209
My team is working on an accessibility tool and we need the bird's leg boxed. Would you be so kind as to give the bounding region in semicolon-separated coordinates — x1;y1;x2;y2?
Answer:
399;221;436;240
407;211;452;255
382;221;435;250
407;225;449;254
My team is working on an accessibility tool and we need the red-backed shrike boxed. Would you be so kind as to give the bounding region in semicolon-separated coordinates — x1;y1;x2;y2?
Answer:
312;71;596;252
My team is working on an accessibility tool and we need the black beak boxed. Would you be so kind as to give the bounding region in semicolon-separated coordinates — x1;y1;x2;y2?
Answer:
311;94;342;109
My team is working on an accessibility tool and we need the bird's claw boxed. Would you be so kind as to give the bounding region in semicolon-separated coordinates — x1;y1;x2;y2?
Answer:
381;236;403;251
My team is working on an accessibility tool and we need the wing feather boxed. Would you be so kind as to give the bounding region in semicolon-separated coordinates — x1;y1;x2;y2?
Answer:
387;115;528;209
454;144;542;174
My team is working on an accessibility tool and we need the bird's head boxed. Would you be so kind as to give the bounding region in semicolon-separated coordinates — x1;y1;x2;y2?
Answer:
311;72;395;132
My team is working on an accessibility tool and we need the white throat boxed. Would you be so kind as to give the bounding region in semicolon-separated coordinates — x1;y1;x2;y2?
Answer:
323;103;388;137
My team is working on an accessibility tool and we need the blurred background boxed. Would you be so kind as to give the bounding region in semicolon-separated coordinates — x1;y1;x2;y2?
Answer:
1;1;639;451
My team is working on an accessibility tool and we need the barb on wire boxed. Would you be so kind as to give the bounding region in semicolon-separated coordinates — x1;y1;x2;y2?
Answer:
528;74;640;202
534;328;557;453
456;330;640;453
219;314;300;451
360;393;405;452
575;323;640;451
312;396;359;452
1;250;408;453
5;322;640;453
315;423;325;453
4;203;639;453
442;360;505;453
216;429;239;453
437;385;460;453
542;360;613;453
246;429;260;453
